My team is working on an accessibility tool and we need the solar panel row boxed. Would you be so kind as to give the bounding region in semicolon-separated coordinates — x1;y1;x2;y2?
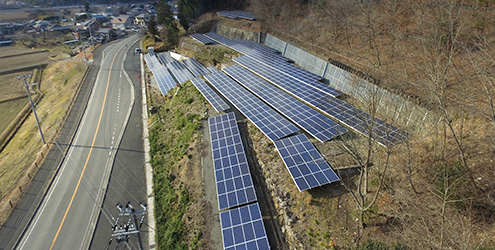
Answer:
182;58;211;77
191;77;230;113
209;112;258;211
217;10;256;21
190;33;215;45
166;60;195;84
220;203;270;250
274;134;340;191
157;52;175;65
207;66;219;73
205;71;299;142
223;65;346;142
235;56;342;97
144;54;177;96
233;56;407;146
204;33;289;63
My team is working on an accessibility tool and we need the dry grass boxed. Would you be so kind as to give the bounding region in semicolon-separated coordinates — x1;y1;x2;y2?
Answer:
0;71;31;101
0;50;57;73
0;97;28;134
0;58;86;226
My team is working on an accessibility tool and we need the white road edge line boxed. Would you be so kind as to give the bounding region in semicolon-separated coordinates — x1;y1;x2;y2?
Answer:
17;38;108;250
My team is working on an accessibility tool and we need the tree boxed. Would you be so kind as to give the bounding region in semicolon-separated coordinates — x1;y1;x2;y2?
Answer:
148;16;158;40
83;0;90;13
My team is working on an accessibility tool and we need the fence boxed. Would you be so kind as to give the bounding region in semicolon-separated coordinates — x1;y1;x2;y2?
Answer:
263;34;435;130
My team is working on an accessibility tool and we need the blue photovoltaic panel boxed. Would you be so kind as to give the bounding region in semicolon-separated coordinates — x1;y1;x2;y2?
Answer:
207;66;219;73
223;65;346;142
204;71;299;141
145;54;177;96
217;10;256;21
204;33;289;62
220;203;270;250
166;60;195;84
190;33;214;45
191;77;230;112
234;56;407;146
157;52;175;65
144;53;160;70
274;134;340;191
235;56;341;98
182;58;211;77
248;53;324;82
209;112;257;210
152;65;177;96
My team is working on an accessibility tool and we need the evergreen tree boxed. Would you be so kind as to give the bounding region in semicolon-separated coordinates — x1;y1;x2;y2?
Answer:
148;16;158;40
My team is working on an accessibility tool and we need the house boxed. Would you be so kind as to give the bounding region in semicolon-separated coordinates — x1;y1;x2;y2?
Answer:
111;15;132;30
134;13;151;26
95;28;116;42
91;14;109;23
48;25;72;34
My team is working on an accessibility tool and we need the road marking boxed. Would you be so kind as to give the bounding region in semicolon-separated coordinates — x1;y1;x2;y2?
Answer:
49;42;127;250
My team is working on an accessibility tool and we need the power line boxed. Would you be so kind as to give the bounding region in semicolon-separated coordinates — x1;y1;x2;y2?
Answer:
109;202;147;250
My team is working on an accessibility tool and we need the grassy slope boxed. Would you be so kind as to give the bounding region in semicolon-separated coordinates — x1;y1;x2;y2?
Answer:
0;59;86;225
148;82;207;249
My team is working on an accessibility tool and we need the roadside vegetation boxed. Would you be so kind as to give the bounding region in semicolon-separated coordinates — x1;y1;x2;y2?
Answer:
143;0;495;249
0;52;87;226
147;81;208;249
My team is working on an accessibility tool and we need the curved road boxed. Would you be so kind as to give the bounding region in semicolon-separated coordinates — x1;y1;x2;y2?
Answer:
17;36;140;250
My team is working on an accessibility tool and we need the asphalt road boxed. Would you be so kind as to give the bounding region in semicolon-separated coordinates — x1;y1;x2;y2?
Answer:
16;36;140;250
89;39;148;250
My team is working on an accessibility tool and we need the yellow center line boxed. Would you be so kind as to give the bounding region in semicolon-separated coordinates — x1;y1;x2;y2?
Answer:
49;42;127;250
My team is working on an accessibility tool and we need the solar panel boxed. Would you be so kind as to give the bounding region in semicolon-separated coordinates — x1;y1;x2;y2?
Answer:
274;134;340;191
217;10;256;21
191;77;230;112
207;66;219;73
152;65;177;96
223;65;346;142
157;52;175;65
220;203;270;250
144;53;160;70
235;56;341;97
233;56;408;146
204;33;289;62
209;112;257;210
190;33;214;45
182;58;211;77
166;61;195;84
204;71;299;141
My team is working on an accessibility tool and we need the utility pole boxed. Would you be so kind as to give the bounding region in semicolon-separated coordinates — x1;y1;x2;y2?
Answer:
109;202;147;250
87;21;94;48
18;74;45;145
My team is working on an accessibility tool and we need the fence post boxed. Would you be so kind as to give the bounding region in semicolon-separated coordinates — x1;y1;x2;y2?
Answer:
321;62;329;77
282;42;288;56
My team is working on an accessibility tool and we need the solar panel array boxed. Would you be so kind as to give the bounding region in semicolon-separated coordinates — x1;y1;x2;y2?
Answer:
274;134;340;191
204;33;289;62
166;61;195;84
233;56;407;146
205;71;299;141
220;203;270;250
144;53;160;70
235;56;342;98
209;112;257;210
157;52;175;65
208;66;219;73
217;10;256;21
190;33;214;45
223;65;346;142
144;54;177;96
182;58;211;77
191;77;230;113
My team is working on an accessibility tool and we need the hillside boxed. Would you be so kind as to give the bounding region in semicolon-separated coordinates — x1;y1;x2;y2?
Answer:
190;1;495;248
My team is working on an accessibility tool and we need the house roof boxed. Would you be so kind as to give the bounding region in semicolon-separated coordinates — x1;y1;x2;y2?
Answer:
111;16;130;24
